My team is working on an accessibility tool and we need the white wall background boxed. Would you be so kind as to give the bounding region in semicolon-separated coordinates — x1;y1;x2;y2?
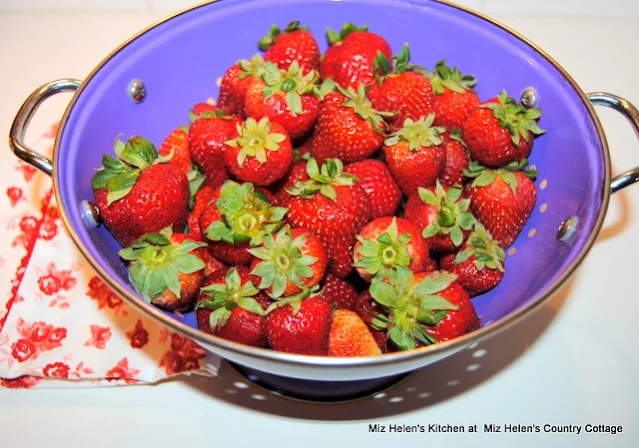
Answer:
0;0;638;15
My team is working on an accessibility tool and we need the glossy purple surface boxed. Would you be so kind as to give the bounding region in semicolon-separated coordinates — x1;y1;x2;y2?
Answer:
56;0;605;331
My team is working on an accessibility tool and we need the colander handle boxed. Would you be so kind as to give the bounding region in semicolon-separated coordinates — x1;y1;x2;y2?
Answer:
588;92;639;193
9;79;82;177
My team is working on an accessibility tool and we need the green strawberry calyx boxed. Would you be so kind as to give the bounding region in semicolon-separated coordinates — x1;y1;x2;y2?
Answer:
118;227;207;303
249;225;319;299
418;180;476;247
454;223;506;273
91;135;173;206
260;61;320;115
326;22;368;46
480;90;545;146
354;218;414;284
225;117;287;167
237;54;267;79
258;20;309;51
372;43;424;83
189;108;228;124
428;60;478;95
204;180;288;247
187;165;206;210
464;159;537;194
264;285;322;315
197;267;264;331
338;84;394;133
384;113;445;150
287;158;358;202
369;269;459;350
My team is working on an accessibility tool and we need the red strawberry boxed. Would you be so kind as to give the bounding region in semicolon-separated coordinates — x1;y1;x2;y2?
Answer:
196;267;269;347
383;114;447;196
403;180;476;255
266;293;332;355
328;309;382;357
354;291;390;352
186;185;216;241
429;60;480;130
310;85;390;164
286;158;372;278
464;160;537;248
259;21;320;75
188;112;242;189
343;159;402;218
368;44;434;131
191;102;217;118
224;117;293;186
440;223;505;296
368;269;479;349
422;273;480;342
245;62;320;141
119;228;207;312
249;226;327;298
199;249;227;277
91;136;189;247
319;273;358;310
270;159;309;206
353;217;429;283
217;55;266;117
320;22;392;89
200;180;288;265
463;90;545;168
158;126;192;175
440;131;470;187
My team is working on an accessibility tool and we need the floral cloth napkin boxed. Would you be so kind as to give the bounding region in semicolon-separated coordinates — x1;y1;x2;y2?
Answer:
0;123;219;389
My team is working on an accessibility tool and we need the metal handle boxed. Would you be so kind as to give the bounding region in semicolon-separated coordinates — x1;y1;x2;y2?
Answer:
588;92;639;193
9;79;81;177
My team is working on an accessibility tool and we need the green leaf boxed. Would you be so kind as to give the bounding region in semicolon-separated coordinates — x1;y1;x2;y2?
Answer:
286;90;303;115
458;212;476;231
388;326;416;351
106;186;133;205
418;187;438;206
421;294;458;311
272;276;287;298
454;248;473;264
412;271;457;296
450;226;464;247
388;265;413;291
500;171;518;194
446;186;462;203
205;221;234;245
238;297;265;316
171;254;205;274
128;262;149;300
472;171;497;188
208;307;231;330
91;169;119;190
369;282;399;307
422;222;440;239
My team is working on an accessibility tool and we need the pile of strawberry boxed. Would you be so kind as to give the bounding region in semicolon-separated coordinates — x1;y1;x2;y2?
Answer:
90;21;544;357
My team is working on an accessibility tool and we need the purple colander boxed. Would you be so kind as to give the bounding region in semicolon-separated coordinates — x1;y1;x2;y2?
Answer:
9;0;639;401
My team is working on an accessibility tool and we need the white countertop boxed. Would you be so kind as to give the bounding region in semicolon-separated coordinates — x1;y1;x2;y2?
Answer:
1;10;638;448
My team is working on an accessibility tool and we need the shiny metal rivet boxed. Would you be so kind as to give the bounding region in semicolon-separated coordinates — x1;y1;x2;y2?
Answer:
557;215;579;243
128;79;146;103
80;200;101;227
520;87;539;109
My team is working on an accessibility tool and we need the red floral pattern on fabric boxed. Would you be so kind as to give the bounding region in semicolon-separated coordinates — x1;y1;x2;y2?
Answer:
10;318;67;362
126;320;149;349
106;358;140;384
159;333;206;376
84;325;112;350
6;187;24;207
43;361;70;378
86;276;127;315
1;375;41;388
